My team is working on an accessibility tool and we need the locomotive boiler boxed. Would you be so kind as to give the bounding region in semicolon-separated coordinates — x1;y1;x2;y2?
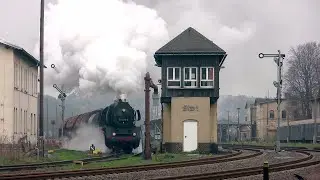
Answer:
60;98;142;154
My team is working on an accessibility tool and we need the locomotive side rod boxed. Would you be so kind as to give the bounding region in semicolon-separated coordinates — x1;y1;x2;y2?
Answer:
144;72;159;160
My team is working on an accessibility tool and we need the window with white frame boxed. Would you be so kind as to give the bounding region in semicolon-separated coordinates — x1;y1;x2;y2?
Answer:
30;113;33;135
25;69;28;91
14;64;18;88
184;67;197;87
167;67;181;87
200;67;214;87
13;108;16;134
34;114;36;135
20;66;23;90
20;108;22;134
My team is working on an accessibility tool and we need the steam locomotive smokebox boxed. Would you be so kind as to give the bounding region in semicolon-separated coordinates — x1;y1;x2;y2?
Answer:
59;96;142;154
153;27;227;154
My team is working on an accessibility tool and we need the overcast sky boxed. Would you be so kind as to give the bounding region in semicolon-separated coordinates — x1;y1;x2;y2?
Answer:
1;0;320;98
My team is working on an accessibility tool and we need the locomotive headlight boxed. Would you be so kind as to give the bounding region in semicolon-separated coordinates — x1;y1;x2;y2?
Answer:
133;133;136;136
112;132;116;136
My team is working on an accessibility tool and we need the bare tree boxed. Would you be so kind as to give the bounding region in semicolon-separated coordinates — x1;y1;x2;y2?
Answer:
284;41;320;119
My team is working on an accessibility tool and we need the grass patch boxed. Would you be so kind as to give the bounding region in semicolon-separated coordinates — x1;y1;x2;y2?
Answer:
0;156;53;165
60;152;211;170
0;149;90;165
50;149;89;161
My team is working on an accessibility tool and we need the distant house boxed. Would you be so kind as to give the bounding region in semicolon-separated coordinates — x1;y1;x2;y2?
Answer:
0;39;42;143
244;98;290;141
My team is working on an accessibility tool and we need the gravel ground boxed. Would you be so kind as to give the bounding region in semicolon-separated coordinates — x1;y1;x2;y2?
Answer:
228;151;320;180
103;150;305;180
49;163;320;180
52;149;306;180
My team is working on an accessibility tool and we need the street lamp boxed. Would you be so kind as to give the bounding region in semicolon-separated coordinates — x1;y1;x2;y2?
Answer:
258;50;285;152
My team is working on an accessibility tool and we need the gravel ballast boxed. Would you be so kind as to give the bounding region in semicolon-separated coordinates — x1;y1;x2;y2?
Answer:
55;149;307;180
228;151;320;180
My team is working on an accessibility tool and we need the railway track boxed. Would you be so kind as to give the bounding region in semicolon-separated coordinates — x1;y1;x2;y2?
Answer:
219;143;319;151
151;149;320;180
0;152;127;172
0;149;261;180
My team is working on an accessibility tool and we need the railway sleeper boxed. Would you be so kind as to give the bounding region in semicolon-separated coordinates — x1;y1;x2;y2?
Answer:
72;160;87;167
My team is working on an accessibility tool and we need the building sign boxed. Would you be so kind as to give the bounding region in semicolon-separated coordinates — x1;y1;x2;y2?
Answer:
182;105;199;112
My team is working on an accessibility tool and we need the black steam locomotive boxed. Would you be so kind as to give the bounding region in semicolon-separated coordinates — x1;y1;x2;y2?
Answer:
60;99;142;154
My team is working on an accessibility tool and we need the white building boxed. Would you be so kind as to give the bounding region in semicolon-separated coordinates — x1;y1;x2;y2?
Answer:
0;40;39;143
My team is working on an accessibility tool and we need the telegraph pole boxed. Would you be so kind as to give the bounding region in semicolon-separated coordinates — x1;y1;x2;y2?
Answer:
219;123;222;143
39;0;45;157
258;50;285;152
46;97;49;137
237;108;240;141
313;89;319;144
51;120;55;138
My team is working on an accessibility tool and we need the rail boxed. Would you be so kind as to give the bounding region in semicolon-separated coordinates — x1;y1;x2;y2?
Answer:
0;149;259;179
151;150;316;179
0;152;127;172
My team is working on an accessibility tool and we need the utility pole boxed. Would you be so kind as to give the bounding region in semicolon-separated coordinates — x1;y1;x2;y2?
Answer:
313;89;319;144
267;90;269;139
227;111;230;142
144;72;158;160
258;51;285;152
237;108;240;141
46;97;49;137
219;123;222;143
250;106;253;141
51;120;55;138
39;0;45;157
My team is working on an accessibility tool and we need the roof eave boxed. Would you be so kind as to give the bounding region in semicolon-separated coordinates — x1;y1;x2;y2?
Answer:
20;49;47;68
1;41;47;68
219;53;228;68
154;51;226;56
154;51;226;67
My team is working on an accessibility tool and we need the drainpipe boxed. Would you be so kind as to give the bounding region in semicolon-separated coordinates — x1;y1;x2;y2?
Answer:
160;103;164;153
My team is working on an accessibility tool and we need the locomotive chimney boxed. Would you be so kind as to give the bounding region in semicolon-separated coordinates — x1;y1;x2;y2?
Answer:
116;93;127;102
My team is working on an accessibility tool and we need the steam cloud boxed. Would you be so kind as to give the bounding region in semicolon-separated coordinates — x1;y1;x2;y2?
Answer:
36;0;169;95
62;124;110;153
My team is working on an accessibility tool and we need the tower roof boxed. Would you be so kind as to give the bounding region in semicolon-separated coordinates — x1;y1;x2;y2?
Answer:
154;27;226;66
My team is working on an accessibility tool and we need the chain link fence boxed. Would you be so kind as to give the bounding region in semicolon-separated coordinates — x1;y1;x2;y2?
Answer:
0;135;62;163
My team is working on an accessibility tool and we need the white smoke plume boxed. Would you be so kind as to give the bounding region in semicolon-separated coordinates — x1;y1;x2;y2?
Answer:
62;124;111;153
132;139;143;154
149;0;256;50
36;0;169;96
